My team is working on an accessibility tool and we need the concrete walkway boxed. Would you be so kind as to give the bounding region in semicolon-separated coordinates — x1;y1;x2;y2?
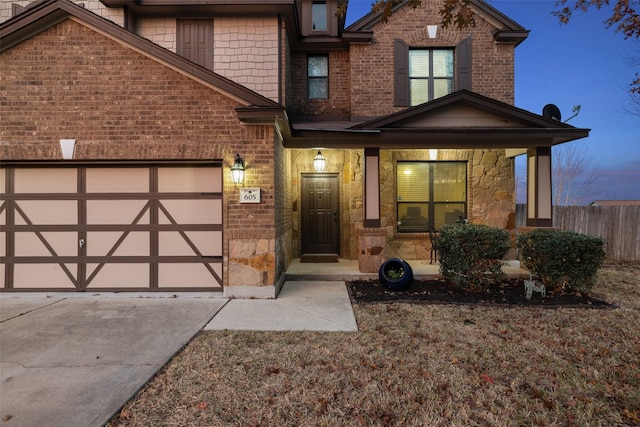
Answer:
205;281;358;332
0;281;357;426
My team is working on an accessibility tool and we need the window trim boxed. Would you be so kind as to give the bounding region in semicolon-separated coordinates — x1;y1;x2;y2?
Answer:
307;54;329;100
396;161;468;232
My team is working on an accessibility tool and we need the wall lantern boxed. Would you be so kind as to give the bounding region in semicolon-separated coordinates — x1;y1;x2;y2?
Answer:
230;153;245;184
429;149;438;160
313;151;326;172
60;139;76;160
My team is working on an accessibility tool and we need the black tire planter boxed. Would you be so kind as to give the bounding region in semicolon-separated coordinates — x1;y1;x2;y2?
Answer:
379;258;414;290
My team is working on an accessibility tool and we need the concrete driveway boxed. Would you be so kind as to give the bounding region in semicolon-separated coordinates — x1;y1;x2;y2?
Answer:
0;294;226;427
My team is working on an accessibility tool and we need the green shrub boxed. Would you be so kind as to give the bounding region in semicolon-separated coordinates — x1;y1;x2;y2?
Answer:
436;224;511;290
516;228;605;291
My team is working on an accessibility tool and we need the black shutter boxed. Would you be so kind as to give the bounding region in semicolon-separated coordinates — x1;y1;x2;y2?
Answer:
456;37;472;91
394;39;409;107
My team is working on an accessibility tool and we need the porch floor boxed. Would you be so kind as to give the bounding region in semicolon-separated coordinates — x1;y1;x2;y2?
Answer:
284;258;530;282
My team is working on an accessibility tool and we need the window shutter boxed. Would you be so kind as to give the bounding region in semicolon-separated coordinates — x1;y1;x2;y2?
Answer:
394;39;409;107
456;37;472;91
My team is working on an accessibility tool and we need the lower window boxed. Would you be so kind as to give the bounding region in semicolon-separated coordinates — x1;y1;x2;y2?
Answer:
397;161;467;232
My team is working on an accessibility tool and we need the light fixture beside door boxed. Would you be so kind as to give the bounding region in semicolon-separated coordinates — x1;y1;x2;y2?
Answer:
231;153;245;184
313;151;326;172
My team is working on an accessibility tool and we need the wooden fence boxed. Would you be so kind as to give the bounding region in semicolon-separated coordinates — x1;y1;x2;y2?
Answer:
515;204;640;261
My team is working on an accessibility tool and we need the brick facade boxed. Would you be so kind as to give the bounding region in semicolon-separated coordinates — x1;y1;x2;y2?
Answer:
0;18;277;291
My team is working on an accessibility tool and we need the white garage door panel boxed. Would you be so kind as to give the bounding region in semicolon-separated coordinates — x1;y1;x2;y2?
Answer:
159;199;222;224
86;263;149;288
14;201;77;225
2;164;223;291
13;264;77;288
14;232;77;257
158;263;222;287
86;232;150;257
86;168;150;192
87;200;150;225
158;231;222;256
14;168;77;193
158;167;222;193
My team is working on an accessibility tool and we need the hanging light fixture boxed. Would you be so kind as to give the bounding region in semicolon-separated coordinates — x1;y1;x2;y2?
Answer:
230;153;245;184
313;151;326;171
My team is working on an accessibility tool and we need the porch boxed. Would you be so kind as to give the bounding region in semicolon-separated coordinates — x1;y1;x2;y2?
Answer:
284;258;530;282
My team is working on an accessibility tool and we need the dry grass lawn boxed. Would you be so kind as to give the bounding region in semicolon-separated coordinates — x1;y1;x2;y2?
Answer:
109;262;640;427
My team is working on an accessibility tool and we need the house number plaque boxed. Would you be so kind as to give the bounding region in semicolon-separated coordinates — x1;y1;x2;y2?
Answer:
239;188;261;203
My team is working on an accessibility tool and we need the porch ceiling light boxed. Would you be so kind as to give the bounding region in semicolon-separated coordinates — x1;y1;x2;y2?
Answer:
313;151;326;172
231;153;245;184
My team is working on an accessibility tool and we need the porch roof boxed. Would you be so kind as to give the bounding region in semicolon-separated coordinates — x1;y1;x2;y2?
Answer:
283;90;590;149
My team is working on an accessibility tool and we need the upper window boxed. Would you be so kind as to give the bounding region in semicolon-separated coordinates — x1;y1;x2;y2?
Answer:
312;1;328;31
397;161;467;232
394;39;471;107
409;49;453;105
308;55;329;99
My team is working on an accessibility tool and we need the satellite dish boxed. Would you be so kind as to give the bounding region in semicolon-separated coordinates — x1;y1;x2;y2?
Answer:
542;104;562;121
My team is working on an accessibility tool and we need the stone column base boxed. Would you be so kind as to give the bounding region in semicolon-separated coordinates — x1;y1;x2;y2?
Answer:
357;226;387;273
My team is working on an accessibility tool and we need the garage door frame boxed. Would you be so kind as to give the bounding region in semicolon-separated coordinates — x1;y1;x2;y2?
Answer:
1;160;224;292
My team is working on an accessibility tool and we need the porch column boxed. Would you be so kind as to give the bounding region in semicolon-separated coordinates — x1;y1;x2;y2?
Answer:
364;147;380;227
526;147;553;227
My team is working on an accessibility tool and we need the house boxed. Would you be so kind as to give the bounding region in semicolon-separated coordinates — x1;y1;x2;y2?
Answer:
0;0;589;297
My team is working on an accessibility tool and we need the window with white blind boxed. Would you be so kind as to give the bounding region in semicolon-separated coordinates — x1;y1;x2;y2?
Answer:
409;49;453;105
397;161;467;232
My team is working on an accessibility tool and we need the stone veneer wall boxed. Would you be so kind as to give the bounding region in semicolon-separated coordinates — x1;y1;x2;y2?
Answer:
375;148;516;261
287;147;514;263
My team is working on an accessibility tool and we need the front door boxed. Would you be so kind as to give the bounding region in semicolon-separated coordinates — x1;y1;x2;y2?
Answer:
301;174;340;255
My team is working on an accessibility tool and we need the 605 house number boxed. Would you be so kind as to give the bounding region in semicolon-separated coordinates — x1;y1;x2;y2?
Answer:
239;188;261;203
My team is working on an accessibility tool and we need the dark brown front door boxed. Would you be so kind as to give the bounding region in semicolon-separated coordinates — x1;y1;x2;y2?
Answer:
301;174;340;255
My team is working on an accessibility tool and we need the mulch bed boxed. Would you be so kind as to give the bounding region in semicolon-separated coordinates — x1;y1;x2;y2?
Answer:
348;278;617;308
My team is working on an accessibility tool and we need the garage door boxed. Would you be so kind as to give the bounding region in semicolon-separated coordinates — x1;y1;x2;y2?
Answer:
1;163;223;291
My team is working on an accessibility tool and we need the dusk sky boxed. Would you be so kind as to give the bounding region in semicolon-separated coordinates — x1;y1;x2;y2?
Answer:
345;0;639;204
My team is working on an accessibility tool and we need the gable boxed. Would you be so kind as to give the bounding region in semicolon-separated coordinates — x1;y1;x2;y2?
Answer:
0;0;283;112
351;90;579;131
382;104;531;128
1;18;251;146
346;0;528;46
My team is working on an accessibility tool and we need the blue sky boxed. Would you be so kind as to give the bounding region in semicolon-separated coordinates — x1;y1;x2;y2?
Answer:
345;0;639;203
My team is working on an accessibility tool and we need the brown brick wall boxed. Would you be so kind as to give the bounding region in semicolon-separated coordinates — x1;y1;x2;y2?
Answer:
349;3;516;119
287;50;351;120
1;19;279;287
